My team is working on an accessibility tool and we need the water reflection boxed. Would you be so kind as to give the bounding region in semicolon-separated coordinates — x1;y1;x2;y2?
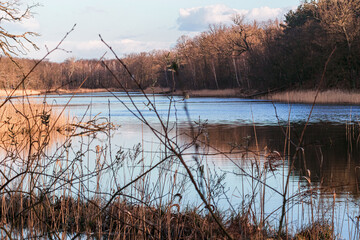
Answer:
14;92;359;199
5;93;360;199
184;123;360;198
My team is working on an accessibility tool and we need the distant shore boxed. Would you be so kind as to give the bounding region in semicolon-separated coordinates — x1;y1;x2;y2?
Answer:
0;89;41;97
144;87;360;104
1;88;360;105
143;87;257;98
264;89;360;105
0;87;254;98
0;88;118;97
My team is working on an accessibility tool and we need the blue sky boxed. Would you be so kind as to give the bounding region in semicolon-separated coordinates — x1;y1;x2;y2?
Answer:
8;0;301;61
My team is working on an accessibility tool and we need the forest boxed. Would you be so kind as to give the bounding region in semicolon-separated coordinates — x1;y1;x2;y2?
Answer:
1;0;360;92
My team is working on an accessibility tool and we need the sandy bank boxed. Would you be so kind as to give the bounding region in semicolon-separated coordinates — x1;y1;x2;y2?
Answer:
0;89;41;97
0;88;122;97
47;88;120;94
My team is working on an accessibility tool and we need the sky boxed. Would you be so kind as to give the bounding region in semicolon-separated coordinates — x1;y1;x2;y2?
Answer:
6;0;301;62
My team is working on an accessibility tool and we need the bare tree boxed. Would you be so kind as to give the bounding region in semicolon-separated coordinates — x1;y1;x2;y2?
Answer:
317;0;360;87
0;0;39;58
318;0;360;52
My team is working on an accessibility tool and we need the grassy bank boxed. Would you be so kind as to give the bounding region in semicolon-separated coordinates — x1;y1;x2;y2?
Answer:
264;89;360;104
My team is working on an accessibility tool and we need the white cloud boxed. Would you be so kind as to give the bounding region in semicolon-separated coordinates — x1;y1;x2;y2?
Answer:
178;4;245;31
177;4;293;32
247;6;287;22
2;18;40;33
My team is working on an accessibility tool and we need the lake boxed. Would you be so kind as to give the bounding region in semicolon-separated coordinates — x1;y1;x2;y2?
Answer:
8;92;360;238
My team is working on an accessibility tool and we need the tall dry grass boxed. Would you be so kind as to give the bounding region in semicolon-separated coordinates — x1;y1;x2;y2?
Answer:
265;89;360;104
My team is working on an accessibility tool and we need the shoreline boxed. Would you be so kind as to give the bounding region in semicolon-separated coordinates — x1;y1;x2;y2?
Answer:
145;87;360;104
0;88;120;98
143;87;257;98
1;88;360;105
264;89;360;105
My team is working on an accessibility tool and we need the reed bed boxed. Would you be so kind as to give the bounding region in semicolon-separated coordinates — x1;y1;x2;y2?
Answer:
0;193;274;239
265;89;360;104
0;184;335;239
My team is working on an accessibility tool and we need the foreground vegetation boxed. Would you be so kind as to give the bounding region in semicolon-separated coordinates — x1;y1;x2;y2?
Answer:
0;193;335;239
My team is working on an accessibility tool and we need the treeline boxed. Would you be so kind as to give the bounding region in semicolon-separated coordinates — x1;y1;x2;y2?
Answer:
1;0;360;91
0;54;165;90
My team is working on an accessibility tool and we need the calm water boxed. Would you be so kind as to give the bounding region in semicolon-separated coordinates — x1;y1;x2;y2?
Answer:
19;92;360;238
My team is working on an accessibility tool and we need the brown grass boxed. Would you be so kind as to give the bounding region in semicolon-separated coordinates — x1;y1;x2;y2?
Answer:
0;192;335;239
265;89;360;104
294;222;334;240
0;193;307;239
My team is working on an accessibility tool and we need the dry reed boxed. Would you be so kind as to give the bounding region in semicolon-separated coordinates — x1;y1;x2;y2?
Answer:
265;89;360;104
0;192;287;239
